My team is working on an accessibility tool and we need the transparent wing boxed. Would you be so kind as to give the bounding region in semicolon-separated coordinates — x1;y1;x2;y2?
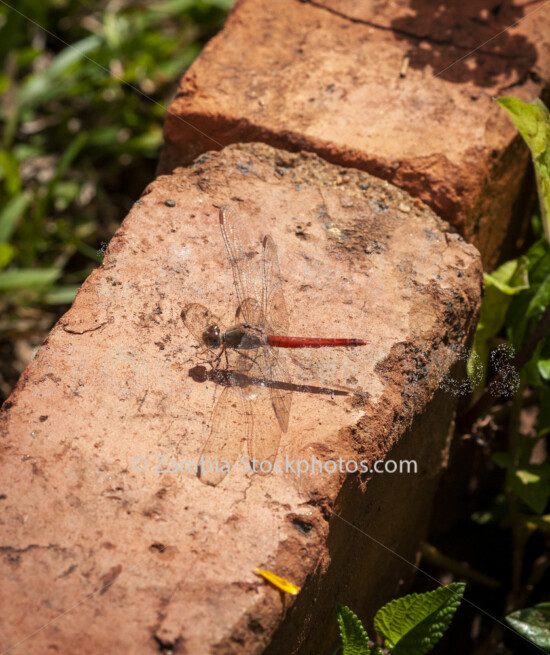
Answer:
181;303;221;344
261;235;289;335
248;383;282;472
254;347;292;433
236;297;264;326
199;385;251;486
219;206;261;324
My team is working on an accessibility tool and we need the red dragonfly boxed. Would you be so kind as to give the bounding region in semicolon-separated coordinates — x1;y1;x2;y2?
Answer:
182;206;367;485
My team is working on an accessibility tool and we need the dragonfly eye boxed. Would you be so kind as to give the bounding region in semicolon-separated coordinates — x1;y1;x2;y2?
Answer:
203;325;221;348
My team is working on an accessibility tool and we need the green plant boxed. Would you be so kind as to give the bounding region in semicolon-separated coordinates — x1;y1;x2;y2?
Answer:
0;0;231;308
0;1;231;399
505;602;550;651
461;97;550;647
335;583;465;655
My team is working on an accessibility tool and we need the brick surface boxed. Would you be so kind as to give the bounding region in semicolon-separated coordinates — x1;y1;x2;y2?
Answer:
1;144;482;654
160;0;550;268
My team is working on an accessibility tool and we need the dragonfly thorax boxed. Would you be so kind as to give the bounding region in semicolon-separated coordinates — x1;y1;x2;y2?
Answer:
224;325;266;350
203;324;222;349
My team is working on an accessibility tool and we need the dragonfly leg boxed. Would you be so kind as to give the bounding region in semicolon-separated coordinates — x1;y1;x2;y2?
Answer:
210;344;227;370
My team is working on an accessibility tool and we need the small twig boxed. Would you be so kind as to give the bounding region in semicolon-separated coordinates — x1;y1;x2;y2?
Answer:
421;542;501;588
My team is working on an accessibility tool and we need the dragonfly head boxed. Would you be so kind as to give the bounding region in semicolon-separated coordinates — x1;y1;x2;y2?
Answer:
203;324;222;349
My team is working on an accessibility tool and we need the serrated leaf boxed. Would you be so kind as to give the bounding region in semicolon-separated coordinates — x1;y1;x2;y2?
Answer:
374;583;465;655
336;604;371;655
506;603;550;650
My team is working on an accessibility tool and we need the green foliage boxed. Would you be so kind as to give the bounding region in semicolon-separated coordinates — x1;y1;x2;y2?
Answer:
336;584;464;655
336;603;371;655
467;256;528;394
373;583;465;655
0;0;231;309
505;603;550;650
466;97;550;652
497;97;550;244
469;99;550;425
493;451;550;514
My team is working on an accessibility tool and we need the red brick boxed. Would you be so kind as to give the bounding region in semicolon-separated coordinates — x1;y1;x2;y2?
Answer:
0;144;482;653
160;0;550;267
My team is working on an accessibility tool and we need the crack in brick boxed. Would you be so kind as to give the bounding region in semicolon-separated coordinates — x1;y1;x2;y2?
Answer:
62;320;110;335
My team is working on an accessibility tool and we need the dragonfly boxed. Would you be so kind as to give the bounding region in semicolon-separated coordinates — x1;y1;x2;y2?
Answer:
182;206;367;485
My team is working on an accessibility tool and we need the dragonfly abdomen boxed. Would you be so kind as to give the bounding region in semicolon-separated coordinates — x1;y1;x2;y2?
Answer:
265;335;367;348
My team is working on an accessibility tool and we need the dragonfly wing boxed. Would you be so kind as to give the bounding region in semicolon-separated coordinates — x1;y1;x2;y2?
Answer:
181;303;221;344
253;347;292;433
199;385;251;486
236;297;264;325
261;235;290;335
267;350;292;433
248;382;282;472
219;206;260;323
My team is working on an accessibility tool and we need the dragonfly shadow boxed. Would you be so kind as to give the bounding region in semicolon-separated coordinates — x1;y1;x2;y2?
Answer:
188;365;351;398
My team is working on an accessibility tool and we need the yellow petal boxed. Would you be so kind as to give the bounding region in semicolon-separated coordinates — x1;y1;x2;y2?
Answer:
254;568;300;595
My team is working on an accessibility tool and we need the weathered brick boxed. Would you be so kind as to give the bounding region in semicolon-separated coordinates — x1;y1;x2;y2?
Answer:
160;0;550;267
0;144;482;653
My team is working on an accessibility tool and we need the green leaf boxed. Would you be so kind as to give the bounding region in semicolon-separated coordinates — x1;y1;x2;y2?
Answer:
374;583;465;655
467;259;527;394
44;285;79;305
0;243;16;270
0;267;60;290
336;604;371;655
493;453;550;514
484;258;529;295
0;192;28;242
505;603;550;650
507;238;550;351
510;465;550;514
17;35;102;111
496;98;550;158
0;149;22;195
497;97;550;246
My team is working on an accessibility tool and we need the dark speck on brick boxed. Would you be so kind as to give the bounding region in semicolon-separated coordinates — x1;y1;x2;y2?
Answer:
293;518;314;535
165;199;176;207
193;154;210;166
